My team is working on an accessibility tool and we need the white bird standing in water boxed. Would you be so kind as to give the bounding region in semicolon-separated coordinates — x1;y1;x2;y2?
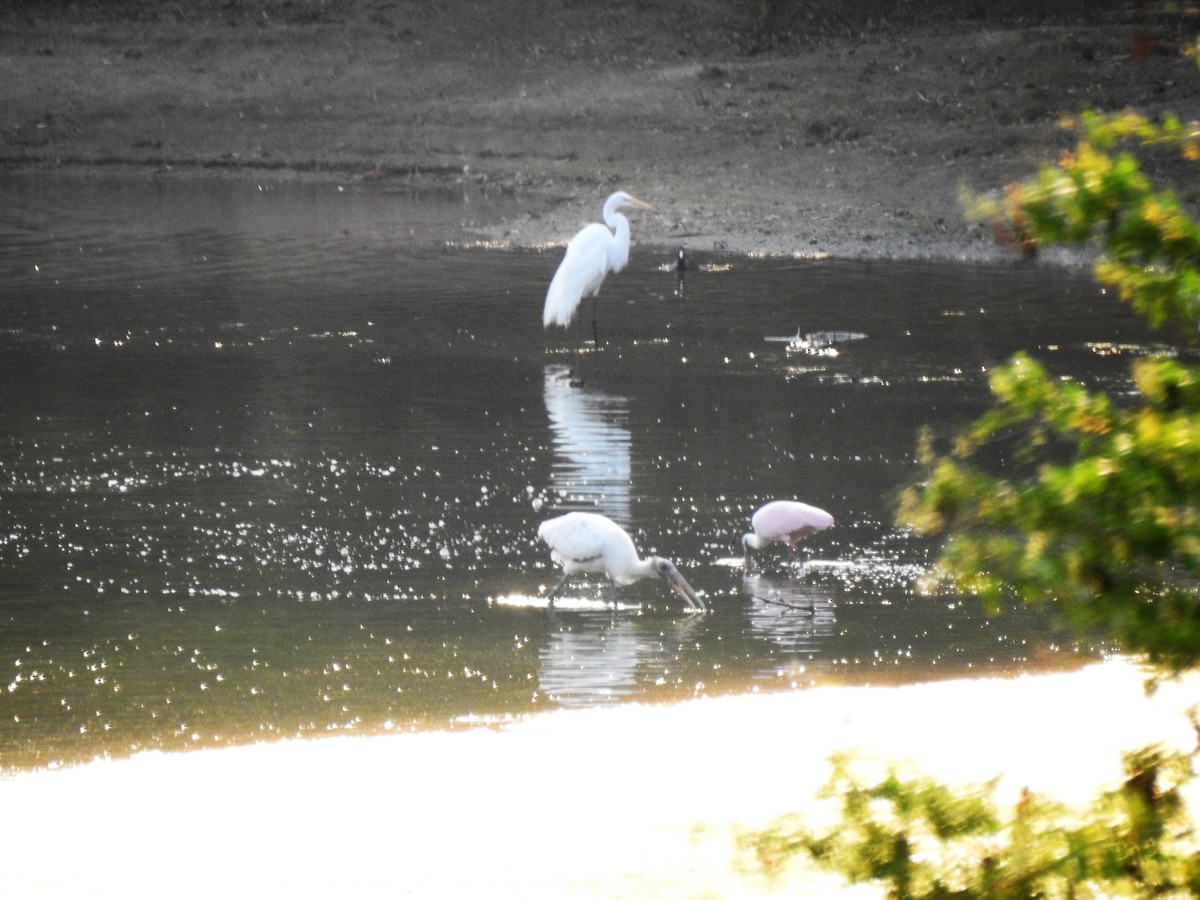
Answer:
742;500;835;567
543;191;655;344
538;511;705;611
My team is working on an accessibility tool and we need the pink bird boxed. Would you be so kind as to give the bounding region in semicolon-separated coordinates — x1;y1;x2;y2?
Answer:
742;500;835;567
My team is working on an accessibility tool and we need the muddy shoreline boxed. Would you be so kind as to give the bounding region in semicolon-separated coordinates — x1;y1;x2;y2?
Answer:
4;0;1198;261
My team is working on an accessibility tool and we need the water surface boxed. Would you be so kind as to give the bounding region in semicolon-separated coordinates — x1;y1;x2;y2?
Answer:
0;169;1147;770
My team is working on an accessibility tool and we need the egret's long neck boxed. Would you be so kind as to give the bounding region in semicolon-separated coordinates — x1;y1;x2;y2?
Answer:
604;211;631;272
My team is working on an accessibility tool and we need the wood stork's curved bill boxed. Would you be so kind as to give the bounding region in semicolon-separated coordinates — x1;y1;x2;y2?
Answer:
655;560;705;612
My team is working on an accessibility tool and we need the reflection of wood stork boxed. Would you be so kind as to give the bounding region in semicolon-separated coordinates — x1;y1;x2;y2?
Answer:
543;191;654;348
742;500;835;567
538;511;705;611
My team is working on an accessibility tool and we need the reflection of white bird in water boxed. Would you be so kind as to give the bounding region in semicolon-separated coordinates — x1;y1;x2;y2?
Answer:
538;511;705;611
743;573;838;653
543;191;655;345
743;500;835;567
543;364;632;522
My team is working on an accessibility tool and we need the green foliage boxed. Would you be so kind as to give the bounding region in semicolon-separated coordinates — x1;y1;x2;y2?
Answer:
739;59;1200;900
740;747;1200;898
900;106;1200;674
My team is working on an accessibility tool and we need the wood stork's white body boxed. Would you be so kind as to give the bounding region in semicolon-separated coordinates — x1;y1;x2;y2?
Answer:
538;511;704;611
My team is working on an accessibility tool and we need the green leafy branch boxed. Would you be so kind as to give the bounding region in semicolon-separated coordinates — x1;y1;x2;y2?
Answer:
739;747;1200;899
905;107;1200;674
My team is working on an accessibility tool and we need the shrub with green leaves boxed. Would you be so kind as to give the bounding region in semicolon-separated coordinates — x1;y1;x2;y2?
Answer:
739;747;1200;899
898;106;1200;675
739;56;1200;900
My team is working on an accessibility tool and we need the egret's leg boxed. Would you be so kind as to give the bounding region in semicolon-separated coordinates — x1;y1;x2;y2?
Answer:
570;344;581;385
570;322;585;387
607;577;618;608
591;295;600;347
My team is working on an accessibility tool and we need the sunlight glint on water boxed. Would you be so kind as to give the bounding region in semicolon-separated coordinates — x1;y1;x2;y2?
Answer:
0;170;1143;770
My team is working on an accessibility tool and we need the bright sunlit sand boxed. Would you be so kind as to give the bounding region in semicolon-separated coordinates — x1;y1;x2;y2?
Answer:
1;657;1197;899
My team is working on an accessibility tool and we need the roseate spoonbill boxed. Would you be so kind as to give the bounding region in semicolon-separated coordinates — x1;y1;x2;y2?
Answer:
538;511;705;611
543;191;654;346
742;500;835;567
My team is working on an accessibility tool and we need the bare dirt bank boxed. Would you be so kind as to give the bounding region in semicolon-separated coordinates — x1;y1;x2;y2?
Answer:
4;0;1199;259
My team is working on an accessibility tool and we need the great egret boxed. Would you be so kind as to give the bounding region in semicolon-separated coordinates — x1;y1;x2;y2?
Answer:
543;191;655;345
538;511;705;611
742;500;835;567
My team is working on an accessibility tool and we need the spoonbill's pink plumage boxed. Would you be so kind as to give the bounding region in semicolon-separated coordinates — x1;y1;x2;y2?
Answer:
538;511;705;611
742;500;835;565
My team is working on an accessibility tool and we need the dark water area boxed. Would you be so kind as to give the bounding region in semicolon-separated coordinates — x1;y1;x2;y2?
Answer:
0;169;1149;771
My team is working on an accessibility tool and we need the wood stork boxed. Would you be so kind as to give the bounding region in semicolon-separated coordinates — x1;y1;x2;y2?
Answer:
742;500;835;567
537;511;705;611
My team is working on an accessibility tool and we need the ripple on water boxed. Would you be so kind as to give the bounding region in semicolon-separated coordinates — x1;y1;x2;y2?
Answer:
0;173;1127;769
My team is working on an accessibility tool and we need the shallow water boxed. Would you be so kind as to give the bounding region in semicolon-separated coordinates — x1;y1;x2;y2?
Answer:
0;169;1151;770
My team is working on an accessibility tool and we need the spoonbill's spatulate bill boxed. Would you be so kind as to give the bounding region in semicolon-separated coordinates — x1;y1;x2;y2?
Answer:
742;500;835;566
538;511;705;611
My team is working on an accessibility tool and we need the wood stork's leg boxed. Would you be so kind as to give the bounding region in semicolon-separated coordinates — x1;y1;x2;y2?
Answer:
546;572;572;608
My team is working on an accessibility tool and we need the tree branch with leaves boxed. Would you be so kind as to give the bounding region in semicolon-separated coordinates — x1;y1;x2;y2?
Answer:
899;104;1200;675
